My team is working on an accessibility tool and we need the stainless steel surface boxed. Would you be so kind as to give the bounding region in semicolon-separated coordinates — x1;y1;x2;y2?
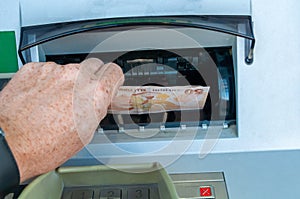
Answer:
19;0;251;26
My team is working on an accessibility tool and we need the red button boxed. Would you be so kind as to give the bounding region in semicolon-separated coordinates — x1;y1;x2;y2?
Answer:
199;186;212;197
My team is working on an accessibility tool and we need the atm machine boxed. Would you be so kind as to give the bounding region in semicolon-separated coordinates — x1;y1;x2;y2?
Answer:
1;0;300;198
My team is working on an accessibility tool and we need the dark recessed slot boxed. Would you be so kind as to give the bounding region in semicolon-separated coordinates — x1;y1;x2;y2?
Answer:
46;47;235;130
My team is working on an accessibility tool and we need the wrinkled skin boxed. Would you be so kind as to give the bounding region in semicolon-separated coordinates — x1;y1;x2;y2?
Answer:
0;58;124;182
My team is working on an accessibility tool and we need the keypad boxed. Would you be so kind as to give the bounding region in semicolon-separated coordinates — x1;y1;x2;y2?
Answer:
61;184;159;199
127;187;149;199
100;188;121;199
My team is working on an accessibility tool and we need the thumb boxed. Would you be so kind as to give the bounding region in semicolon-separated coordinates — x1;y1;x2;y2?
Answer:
72;58;107;145
94;62;124;121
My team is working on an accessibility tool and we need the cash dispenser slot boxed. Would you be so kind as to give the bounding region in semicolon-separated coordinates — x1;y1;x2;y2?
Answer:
19;16;255;134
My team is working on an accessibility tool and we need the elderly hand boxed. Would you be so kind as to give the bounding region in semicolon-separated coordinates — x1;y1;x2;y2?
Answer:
0;58;124;182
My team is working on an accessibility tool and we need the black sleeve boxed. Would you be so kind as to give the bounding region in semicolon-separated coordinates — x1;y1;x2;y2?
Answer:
0;129;20;195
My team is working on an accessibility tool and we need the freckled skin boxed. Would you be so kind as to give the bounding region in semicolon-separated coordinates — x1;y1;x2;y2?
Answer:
0;59;124;182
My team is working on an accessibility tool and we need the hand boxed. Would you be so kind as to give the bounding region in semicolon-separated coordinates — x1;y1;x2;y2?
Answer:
0;58;124;182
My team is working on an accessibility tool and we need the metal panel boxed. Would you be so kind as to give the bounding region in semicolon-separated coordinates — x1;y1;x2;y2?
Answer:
19;0;251;26
170;173;228;199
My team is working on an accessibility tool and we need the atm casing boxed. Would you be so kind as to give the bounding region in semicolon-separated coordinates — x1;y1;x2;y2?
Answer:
1;0;300;199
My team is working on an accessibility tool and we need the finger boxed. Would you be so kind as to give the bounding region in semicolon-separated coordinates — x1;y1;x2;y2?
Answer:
80;58;105;80
73;61;124;144
94;62;124;120
72;59;107;145
102;63;125;100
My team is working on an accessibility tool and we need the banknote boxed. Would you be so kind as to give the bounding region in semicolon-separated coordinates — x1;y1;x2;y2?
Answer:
109;86;210;114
